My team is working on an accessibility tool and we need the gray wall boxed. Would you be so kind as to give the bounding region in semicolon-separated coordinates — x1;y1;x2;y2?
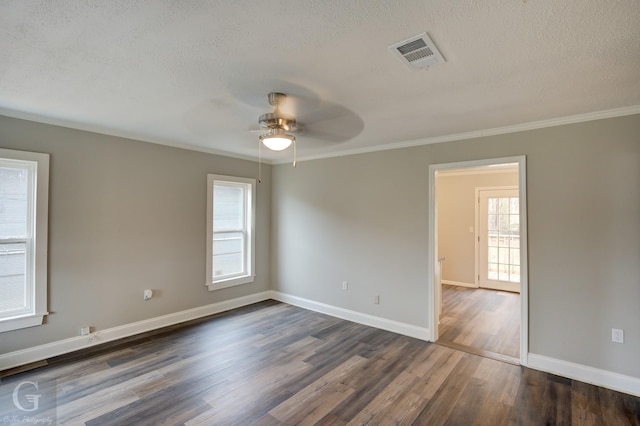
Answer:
0;115;271;354
2;112;638;380
271;114;640;378
437;171;519;285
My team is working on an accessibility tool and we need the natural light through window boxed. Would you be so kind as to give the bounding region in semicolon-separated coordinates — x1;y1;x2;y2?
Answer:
487;196;520;283
206;174;255;291
0;148;49;332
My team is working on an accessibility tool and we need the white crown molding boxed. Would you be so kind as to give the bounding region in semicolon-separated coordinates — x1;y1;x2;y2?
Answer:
0;291;271;372
528;353;640;397
4;105;639;167
0;107;271;164
276;104;640;164
270;291;430;341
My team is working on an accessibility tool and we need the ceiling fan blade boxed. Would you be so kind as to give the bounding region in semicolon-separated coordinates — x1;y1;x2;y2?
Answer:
297;103;364;144
226;80;322;117
184;96;263;137
186;83;364;152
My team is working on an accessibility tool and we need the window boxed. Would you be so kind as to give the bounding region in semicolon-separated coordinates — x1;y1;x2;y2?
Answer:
0;148;49;332
206;174;255;290
478;188;520;293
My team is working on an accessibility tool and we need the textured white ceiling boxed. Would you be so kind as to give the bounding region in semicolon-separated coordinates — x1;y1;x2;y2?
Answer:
1;0;639;162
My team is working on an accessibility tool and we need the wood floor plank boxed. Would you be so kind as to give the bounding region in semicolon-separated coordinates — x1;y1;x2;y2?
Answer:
194;355;312;420
510;368;558;424
472;358;522;424
445;376;493;425
571;380;604;425
410;346;466;400
439;284;520;358
436;339;519;365
346;371;428;425
57;372;159;424
598;386;640;425
412;353;483;425
57;351;181;404
186;331;327;424
325;338;429;423
252;413;289;426
1;300;638;425
186;387;293;426
84;369;219;426
409;345;464;380
268;355;365;423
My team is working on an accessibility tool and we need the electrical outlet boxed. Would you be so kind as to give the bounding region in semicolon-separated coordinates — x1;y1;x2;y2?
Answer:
374;295;380;304
612;328;624;344
144;289;153;300
80;326;90;336
87;332;100;344
342;281;348;291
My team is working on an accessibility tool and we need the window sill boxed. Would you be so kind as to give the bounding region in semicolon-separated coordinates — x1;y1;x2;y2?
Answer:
0;312;48;333
207;275;255;291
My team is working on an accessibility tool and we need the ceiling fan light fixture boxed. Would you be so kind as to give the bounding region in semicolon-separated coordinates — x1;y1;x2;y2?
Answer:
260;128;295;151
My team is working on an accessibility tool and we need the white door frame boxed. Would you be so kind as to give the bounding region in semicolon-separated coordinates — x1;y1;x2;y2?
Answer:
427;155;528;366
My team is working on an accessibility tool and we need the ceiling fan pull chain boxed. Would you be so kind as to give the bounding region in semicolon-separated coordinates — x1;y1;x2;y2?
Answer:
258;138;262;183
293;140;297;168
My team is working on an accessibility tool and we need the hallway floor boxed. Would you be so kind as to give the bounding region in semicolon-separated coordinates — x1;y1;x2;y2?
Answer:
438;284;520;360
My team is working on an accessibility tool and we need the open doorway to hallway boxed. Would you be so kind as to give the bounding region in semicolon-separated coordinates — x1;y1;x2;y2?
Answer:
428;157;528;365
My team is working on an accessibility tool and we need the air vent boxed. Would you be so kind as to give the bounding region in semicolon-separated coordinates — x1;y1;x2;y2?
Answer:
389;32;445;70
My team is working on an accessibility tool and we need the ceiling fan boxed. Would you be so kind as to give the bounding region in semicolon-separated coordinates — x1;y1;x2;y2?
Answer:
258;92;298;152
248;89;365;180
255;92;299;179
253;91;300;182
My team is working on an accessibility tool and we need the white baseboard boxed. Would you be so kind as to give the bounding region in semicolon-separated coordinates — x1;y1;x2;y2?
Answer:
5;291;638;398
441;280;477;288
271;292;640;397
0;291;271;372
528;353;640;397
270;291;430;341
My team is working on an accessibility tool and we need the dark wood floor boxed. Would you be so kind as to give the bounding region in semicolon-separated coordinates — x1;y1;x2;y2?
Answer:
439;284;520;360
1;300;639;425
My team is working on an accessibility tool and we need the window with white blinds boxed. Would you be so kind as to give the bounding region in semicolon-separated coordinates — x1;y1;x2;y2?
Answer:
0;148;49;332
206;174;255;291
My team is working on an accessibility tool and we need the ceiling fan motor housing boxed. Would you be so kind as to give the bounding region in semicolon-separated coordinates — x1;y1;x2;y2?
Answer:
258;92;297;131
258;112;296;131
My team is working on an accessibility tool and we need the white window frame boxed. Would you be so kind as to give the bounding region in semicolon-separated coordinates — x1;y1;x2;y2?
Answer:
206;174;256;291
476;186;521;293
0;148;49;333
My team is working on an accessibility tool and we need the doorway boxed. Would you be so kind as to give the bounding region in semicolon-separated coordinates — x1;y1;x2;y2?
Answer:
428;156;528;366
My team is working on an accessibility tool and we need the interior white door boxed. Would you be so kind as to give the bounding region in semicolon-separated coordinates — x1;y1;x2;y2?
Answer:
478;188;521;293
